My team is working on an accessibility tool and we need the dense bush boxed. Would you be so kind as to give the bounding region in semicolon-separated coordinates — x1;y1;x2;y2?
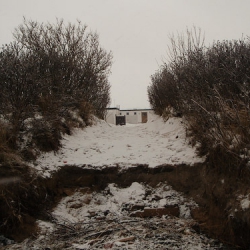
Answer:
0;18;112;161
148;28;250;169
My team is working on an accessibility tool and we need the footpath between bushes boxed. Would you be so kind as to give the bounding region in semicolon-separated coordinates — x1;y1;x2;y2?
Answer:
0;163;249;249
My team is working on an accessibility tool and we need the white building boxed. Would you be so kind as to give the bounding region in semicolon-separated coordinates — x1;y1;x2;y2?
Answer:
105;107;154;125
105;107;120;125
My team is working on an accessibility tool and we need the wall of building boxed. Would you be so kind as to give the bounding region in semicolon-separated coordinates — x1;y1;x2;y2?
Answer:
119;110;139;124
105;108;154;125
119;109;154;124
105;109;119;124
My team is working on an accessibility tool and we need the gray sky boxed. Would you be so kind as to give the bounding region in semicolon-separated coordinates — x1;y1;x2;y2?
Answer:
1;0;250;109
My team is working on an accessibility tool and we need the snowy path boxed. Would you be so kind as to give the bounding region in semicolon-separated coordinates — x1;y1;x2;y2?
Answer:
34;115;203;176
6;116;228;250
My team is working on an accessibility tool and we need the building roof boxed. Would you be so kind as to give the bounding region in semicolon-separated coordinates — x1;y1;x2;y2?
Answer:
106;107;119;110
106;107;153;111
120;109;152;111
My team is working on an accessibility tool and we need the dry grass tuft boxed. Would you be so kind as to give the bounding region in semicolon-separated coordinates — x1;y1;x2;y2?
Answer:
0;122;22;166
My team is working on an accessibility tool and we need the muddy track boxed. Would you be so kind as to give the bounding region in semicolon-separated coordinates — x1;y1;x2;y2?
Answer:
1;163;250;249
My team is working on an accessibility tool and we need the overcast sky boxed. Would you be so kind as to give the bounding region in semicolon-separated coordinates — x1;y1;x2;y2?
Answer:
1;0;250;109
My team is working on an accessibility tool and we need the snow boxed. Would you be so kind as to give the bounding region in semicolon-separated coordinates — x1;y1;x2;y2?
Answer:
5;115;226;249
32;115;203;177
240;195;250;210
7;182;222;249
52;182;196;223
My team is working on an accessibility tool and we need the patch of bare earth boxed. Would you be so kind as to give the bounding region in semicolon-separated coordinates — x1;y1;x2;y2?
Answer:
1;164;246;249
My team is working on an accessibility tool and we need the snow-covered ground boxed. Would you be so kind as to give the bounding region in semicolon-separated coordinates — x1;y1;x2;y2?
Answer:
33;115;203;177
5;115;229;249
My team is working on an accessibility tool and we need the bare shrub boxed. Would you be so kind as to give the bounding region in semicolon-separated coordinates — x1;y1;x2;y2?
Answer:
148;66;180;116
148;28;250;170
78;101;94;125
0;122;21;165
0;18;113;161
12;18;112;120
0;42;40;132
31;120;62;152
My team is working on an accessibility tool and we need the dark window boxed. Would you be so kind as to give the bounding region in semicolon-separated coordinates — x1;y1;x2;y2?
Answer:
126;112;129;115
134;112;137;115
120;113;122;115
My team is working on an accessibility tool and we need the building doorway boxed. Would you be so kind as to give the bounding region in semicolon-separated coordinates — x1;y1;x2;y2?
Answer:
116;115;126;125
141;112;148;123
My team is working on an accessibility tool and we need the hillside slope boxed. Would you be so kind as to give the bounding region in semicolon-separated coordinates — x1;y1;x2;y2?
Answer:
32;115;203;177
